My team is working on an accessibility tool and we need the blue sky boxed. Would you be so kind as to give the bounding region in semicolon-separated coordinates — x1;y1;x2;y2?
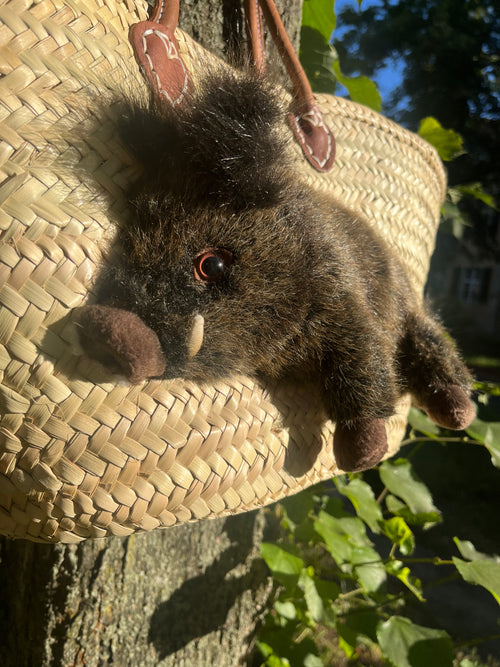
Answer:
332;0;405;106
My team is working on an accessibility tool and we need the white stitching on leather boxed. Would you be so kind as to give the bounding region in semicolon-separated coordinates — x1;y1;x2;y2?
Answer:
291;105;334;170
142;28;189;106
157;0;165;22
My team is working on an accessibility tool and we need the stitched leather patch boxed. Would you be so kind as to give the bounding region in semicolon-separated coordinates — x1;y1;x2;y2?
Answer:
129;21;191;106
289;106;336;173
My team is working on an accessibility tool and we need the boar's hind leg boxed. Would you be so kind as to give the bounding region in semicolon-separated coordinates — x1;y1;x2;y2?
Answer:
399;311;475;430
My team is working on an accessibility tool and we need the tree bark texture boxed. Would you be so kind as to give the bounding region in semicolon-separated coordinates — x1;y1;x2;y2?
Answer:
0;1;302;665
179;0;303;65
0;512;276;666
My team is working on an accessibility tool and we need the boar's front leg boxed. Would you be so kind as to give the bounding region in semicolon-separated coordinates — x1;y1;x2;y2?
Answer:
320;327;400;473
332;418;389;473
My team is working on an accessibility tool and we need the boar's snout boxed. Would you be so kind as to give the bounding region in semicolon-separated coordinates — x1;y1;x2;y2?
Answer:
75;305;166;383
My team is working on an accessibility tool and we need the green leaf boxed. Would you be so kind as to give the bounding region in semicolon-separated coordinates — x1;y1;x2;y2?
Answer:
407;407;441;437
274;600;297;620
266;657;289;667
465;418;500;467
455;183;497;210
261;543;305;588
335;476;383;533
299;571;324;622
336;620;359;658
382;517;415;555
453;558;500;604
440;198;469;240
473;381;500;397
314;507;375;573
281;491;315;534
300;26;337;93
454;537;500;563
256;640;291;666
257;640;274;659
304;654;324;667
314;577;340;604
258;628;319;666
314;511;353;564
261;543;304;575
379;459;440;518
342;609;379;643
351;546;386;592
323;497;373;545
385;494;406;514
333;60;382;111
385;494;441;527
336;515;372;546
385;560;425;601
418;117;465;161
265;654;290;667
301;0;336;41
377;616;453;667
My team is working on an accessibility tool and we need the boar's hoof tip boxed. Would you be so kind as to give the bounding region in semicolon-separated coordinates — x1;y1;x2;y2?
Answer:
424;385;475;431
333;418;388;472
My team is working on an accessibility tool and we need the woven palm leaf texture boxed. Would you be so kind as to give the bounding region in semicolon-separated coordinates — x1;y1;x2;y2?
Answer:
0;0;447;542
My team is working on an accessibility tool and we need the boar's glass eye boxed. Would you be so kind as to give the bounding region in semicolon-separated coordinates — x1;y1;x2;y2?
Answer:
194;248;233;282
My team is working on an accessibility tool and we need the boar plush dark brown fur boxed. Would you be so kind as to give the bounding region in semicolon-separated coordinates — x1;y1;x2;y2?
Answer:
77;67;475;472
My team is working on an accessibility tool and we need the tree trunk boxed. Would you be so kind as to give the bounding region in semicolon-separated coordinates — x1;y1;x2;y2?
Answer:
0;511;277;666
179;0;303;64
0;1;302;665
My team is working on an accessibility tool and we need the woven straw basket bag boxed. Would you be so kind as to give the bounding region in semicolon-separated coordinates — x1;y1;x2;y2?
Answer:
0;0;446;543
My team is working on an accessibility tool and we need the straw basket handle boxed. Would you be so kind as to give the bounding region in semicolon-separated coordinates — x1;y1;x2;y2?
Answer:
129;0;336;172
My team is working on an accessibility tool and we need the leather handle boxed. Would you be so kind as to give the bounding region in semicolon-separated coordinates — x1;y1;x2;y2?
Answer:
244;0;335;172
246;0;315;111
130;0;335;171
244;0;266;73
148;0;179;29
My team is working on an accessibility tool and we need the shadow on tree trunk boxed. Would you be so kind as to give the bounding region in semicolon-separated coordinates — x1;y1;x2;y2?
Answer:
0;509;278;666
148;515;272;659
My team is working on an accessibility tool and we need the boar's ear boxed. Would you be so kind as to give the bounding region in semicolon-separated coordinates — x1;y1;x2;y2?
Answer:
115;93;185;181
179;69;292;207
117;69;293;208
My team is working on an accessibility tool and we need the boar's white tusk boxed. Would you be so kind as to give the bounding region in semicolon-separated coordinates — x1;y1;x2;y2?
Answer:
187;314;204;359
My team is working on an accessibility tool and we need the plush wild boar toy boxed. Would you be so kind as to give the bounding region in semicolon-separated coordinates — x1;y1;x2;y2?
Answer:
75;67;475;473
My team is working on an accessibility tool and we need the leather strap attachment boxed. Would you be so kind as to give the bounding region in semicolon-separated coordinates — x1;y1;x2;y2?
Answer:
129;0;191;106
